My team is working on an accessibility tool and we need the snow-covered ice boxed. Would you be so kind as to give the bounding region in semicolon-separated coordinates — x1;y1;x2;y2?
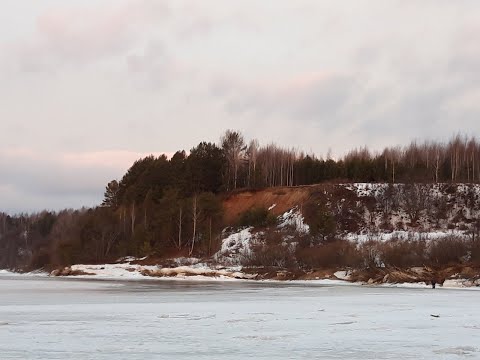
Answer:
0;276;479;359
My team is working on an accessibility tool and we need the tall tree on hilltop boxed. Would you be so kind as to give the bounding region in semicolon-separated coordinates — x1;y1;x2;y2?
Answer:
187;142;225;194
117;156;156;204
247;139;259;188
170;150;188;194
102;180;119;209
221;130;246;190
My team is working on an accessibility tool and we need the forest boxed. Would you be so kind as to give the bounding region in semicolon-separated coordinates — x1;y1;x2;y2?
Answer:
2;131;480;271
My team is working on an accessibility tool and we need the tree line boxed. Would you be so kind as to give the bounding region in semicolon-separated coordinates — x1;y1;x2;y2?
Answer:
1;131;480;271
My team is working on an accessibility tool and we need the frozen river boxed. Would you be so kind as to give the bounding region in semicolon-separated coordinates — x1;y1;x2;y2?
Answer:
0;276;479;359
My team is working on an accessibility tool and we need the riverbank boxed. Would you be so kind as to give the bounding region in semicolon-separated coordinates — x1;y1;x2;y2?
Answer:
3;250;480;289
5;258;479;290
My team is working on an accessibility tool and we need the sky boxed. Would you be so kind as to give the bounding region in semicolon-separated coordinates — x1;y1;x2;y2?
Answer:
1;0;480;213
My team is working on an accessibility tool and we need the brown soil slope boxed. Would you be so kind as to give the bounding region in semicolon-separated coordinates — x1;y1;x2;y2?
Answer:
222;185;319;225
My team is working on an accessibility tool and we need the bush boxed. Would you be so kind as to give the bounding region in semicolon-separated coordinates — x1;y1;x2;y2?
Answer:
379;239;427;268
239;207;277;227
28;247;52;270
296;240;362;269
302;201;336;243
470;246;480;265
358;240;383;268
428;236;469;266
243;230;295;268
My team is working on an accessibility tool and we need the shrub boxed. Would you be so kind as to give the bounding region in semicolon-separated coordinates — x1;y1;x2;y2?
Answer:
243;230;295;268
358;240;383;268
302;201;336;243
28;247;52;270
428;236;469;266
379;239;427;268
470;240;480;265
239;207;277;227
296;240;362;269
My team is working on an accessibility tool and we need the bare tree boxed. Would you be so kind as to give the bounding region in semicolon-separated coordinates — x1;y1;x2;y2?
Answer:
221;130;246;190
400;184;430;225
449;134;462;182
383;147;402;183
189;195;201;256
246;139;259;187
177;205;183;250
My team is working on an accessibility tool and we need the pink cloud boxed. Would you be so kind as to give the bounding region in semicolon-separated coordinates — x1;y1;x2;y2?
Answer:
61;150;173;171
7;0;169;71
0;147;172;173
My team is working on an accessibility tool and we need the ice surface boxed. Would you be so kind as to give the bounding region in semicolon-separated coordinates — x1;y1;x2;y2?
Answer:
0;276;479;360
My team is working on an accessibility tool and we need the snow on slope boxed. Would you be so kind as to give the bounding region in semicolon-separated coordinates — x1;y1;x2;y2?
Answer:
214;227;258;265
346;229;468;243
215;208;310;265
343;183;480;237
278;207;310;234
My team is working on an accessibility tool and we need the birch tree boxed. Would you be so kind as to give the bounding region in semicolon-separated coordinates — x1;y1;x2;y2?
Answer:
221;130;246;190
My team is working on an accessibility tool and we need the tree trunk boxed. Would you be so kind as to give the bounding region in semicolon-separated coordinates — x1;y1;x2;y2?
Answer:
190;196;198;256
131;203;136;236
178;207;183;249
392;161;395;184
144;207;147;230
208;217;212;256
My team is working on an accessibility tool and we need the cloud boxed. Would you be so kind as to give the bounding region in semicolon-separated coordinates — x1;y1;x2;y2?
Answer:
2;1;480;211
221;72;355;127
202;1;480;154
3;0;169;72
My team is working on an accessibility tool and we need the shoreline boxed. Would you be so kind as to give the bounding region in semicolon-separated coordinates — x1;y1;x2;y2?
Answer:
2;266;479;291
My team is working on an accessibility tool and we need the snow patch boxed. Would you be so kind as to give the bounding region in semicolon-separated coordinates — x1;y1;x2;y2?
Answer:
116;256;147;263
334;271;351;280
70;263;158;279
172;257;200;266
346;230;468;243
68;262;254;281
278;208;309;234
215;227;259;265
0;269;48;277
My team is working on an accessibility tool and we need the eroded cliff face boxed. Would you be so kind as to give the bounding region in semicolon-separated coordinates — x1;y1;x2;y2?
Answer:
215;183;480;286
223;183;480;236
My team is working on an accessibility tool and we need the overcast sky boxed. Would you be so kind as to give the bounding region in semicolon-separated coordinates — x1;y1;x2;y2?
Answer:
1;0;480;213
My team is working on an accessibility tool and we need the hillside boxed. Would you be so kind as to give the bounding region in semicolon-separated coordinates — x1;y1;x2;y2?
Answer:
48;182;480;287
211;182;480;286
3;131;480;287
222;186;312;224
223;182;480;235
